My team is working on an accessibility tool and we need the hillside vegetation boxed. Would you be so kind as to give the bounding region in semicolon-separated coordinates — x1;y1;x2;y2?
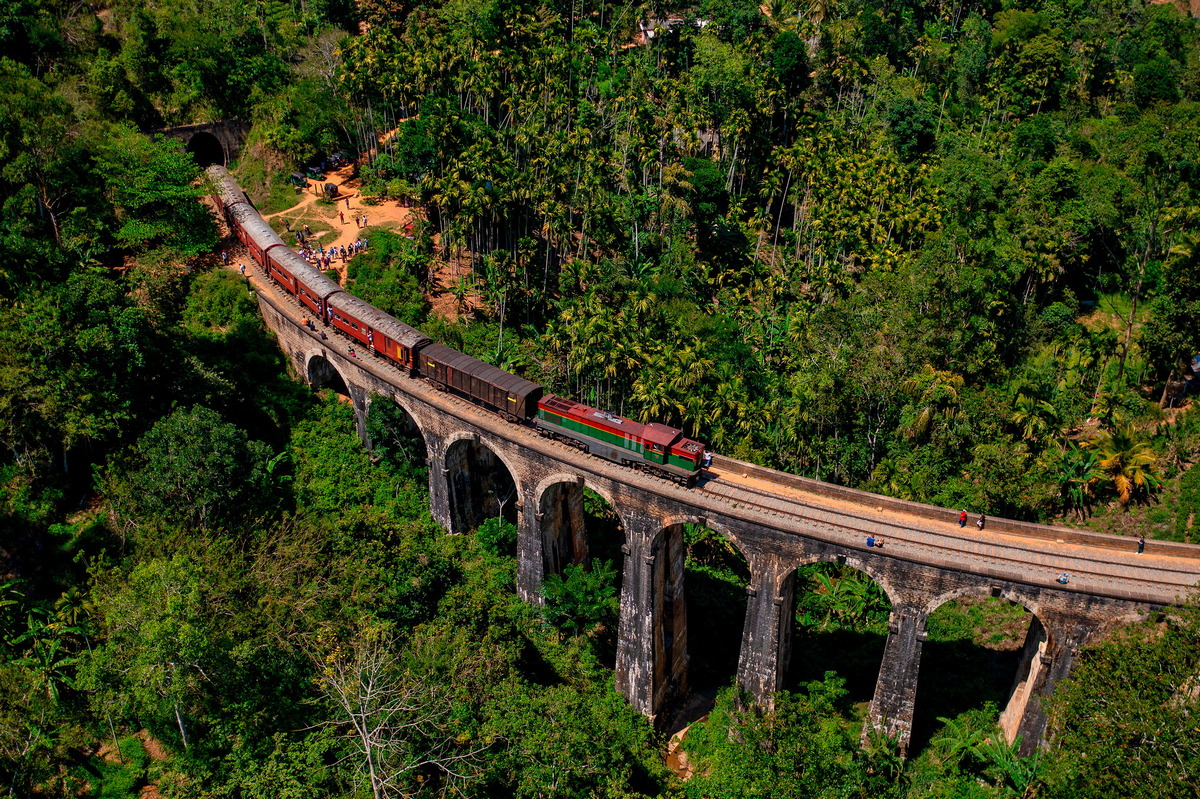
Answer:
2;1;1200;797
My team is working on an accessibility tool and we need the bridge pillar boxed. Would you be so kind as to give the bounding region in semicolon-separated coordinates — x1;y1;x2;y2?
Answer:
1000;612;1096;754
736;557;795;705
347;383;372;448
864;602;926;751
516;477;546;605
615;514;687;721
427;441;453;533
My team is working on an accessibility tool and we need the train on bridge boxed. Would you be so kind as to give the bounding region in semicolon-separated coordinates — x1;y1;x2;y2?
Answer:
208;166;708;485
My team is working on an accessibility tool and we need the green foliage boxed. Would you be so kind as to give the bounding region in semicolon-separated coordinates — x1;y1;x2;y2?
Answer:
887;98;937;160
681;678;879;798
101;405;276;538
796;563;892;633
1040;604;1200;797
475;516;517;558
1176;465;1200;543
540;561;619;636
7;2;1200;795
344;229;430;325
94;126;216;257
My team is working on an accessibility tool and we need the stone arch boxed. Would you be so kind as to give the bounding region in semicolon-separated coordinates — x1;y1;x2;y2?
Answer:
367;392;431;466
442;432;520;534
914;585;1042;754
921;584;1044;623
533;474;624;579
186;130;226;167
782;557;896;703
792;551;903;613
306;352;349;395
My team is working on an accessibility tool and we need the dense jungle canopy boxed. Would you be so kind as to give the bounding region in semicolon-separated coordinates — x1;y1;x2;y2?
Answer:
3;0;1200;796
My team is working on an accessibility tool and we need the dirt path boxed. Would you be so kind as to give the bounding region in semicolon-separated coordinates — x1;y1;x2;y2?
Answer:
263;165;482;320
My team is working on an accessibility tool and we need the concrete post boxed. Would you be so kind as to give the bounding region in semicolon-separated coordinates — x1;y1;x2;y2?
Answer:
864;602;927;751
736;558;795;706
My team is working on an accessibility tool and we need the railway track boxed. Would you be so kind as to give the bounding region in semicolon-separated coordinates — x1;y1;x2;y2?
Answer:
241;255;1198;606
700;471;1196;600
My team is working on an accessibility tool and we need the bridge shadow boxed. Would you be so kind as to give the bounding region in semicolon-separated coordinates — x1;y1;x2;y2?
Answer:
781;562;891;706
783;627;887;706
908;597;1033;756
908;640;1022;755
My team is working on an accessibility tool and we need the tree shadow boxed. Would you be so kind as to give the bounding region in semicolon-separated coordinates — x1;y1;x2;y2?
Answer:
783;627;888;706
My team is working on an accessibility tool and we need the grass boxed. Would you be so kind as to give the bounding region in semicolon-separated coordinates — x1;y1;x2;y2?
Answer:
74;735;150;798
234;156;303;216
260;179;304;216
925;596;1030;648
268;214;336;242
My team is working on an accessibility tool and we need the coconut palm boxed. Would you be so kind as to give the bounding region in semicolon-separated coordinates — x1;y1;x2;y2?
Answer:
1085;425;1162;505
901;364;966;440
1011;393;1058;444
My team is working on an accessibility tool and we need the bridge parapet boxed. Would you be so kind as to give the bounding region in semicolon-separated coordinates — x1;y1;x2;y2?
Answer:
242;261;1194;754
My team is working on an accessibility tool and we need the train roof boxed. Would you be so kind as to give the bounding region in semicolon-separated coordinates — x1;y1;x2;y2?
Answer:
206;165;249;208
421;343;543;399
229;201;284;251
327;292;432;350
539;394;705;454
275;250;342;299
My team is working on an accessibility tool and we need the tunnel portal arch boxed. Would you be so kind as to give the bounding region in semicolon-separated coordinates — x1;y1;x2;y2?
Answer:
186;131;226;167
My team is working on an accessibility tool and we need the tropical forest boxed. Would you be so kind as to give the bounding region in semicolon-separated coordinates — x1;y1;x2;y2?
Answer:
2;0;1200;796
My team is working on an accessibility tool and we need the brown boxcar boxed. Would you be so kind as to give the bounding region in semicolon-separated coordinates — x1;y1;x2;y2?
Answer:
419;343;542;421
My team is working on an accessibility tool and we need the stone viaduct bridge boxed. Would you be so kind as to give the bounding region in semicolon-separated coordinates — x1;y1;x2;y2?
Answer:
246;268;1199;755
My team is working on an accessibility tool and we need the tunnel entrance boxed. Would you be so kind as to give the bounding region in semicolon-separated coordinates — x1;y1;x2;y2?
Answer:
186;131;225;167
307;354;348;396
909;595;1034;756
445;437;517;534
784;562;893;706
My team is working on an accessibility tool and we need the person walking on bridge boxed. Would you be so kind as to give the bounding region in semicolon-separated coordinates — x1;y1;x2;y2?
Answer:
959;510;967;527
976;513;986;531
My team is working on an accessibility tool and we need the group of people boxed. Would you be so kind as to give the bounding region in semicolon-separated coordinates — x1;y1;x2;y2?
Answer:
296;238;368;270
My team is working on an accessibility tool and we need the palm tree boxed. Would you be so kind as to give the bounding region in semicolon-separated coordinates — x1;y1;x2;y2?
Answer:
1044;444;1104;517
1085;425;1162;505
1011;394;1058;444
901;364;966;440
